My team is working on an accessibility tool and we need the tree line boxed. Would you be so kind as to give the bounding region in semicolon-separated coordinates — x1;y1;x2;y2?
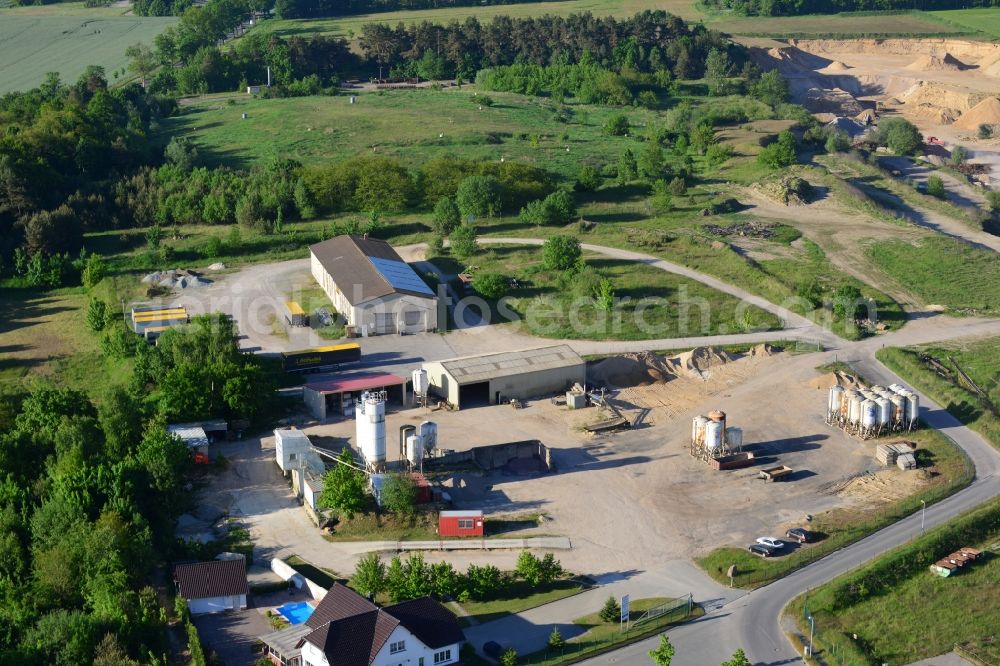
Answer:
274;0;554;19
701;0;999;16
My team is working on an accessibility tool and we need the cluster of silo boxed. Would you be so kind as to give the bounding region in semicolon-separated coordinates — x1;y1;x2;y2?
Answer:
399;421;438;470
826;383;920;439
690;410;743;461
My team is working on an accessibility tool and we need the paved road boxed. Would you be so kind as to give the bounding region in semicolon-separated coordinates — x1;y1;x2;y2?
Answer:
573;344;1000;666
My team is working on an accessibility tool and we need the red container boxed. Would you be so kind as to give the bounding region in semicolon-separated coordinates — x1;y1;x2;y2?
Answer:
438;510;484;537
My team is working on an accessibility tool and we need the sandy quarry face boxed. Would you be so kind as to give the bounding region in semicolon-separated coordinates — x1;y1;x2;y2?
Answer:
751;37;1000;168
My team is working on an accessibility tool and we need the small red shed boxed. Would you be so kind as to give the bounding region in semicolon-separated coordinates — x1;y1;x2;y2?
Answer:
439;510;484;537
412;473;432;504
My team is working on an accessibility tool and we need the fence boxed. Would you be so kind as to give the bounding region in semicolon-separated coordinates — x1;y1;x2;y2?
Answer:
368;536;572;552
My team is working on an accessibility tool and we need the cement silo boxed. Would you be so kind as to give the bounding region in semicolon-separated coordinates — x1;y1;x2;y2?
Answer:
704;420;724;452
405;433;424;468
356;391;386;469
692;415;709;447
419;421;437;454
828;385;845;423
875;396;892;429
412;369;429;405
861;399;878;437
725;426;743;450
906;392;920;430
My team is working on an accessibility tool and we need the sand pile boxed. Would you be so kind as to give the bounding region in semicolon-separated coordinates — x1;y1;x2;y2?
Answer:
953;97;1000;130
807;371;861;390
588;347;742;388
749;343;779;357
978;53;1000;78
824;60;851;71
905;53;967;72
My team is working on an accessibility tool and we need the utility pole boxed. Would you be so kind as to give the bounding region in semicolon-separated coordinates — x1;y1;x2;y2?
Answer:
921;499;926;533
808;614;815;657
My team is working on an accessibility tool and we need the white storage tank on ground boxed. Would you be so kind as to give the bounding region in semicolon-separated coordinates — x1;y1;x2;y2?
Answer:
692;416;709;445
906;392;920;426
891;394;907;424
861;399;878;429
406;434;424;467
705;420;724;451
725;426;743;450
370;473;388;506
842;390;858;418
412;369;429;397
356;392;386;465
875;397;892;426
848;393;863;424
418;421;437;452
828;385;845;415
889;383;903;393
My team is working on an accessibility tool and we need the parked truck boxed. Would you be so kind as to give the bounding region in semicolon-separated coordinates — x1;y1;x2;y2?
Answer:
281;343;361;373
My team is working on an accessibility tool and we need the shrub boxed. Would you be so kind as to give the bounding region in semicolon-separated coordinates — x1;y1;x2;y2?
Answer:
81;253;106;289
925;175;946;199
87;299;110;332
603;114;629;137
543;235;581;272
450;224;479;259
380;473;417;514
575;164;602;192
548;627;565;649
500;648;519;666
950;145;969;165
757;131;797;168
432;197;461;236
986;190;1000;212
825;129;851;153
456;175;502;219
875;118;922;156
472;272;509;300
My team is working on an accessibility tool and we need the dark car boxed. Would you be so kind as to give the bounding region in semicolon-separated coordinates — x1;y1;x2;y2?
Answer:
748;543;779;558
483;642;504;659
786;527;812;543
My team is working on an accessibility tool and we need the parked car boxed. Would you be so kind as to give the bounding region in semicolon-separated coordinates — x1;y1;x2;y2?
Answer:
786;527;812;543
748;543;779;558
755;537;785;549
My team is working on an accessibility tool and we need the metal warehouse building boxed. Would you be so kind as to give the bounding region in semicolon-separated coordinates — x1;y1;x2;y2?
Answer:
422;345;586;409
310;234;438;336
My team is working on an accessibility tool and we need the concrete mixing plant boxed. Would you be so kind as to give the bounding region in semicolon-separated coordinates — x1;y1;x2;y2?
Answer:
690;410;744;462
356;391;387;471
826;382;920;438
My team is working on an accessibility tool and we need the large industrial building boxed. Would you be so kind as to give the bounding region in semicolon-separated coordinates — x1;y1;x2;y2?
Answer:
422;345;586;409
310;235;438;336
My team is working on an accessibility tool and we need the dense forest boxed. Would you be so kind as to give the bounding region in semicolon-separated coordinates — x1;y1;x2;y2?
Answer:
273;0;557;19
0;312;268;663
702;0;1000;16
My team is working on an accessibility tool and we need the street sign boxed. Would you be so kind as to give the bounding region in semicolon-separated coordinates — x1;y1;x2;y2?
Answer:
620;594;630;624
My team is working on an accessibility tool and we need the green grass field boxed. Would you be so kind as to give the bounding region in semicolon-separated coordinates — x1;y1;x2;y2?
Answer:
451;578;587;625
697;426;973;588
866;236;1000;316
930;7;1000;39
787;497;1000;665
877;338;1000;449
0;11;177;93
430;245;782;340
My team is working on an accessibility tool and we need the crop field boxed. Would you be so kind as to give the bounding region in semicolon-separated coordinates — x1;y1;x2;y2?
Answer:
930;7;1000;39
0;12;177;94
249;3;965;45
164;89;660;177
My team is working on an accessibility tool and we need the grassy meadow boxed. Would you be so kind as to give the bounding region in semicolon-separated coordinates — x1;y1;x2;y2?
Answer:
930;7;1000;39
430;245;782;340
786;496;1000;665
0;11;177;93
878;338;1000;449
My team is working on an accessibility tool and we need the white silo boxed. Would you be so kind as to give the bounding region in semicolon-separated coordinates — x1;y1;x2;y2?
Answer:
370;473;388;506
704;420;724;452
848;393;863;425
406;434;424;467
692;415;709;446
725;426;743;450
871;385;885;393
418;421;437;453
412;369;429;397
828;385;845;418
356;392;386;466
890;394;907;426
861;399;878;430
889;383;903;393
906;392;920;428
875;396;892;427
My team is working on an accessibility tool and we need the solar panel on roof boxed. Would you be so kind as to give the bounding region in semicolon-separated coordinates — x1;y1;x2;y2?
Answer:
368;257;434;296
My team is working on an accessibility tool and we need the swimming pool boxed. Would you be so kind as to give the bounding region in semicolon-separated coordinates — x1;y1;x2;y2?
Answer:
276;601;315;625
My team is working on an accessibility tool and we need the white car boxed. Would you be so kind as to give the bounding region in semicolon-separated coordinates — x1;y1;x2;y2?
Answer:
756;537;785;549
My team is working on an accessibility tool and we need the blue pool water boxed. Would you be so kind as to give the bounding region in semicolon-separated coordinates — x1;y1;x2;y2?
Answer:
276;601;314;625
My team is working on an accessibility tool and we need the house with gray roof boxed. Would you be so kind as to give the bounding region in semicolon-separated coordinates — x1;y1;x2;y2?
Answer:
309;235;438;336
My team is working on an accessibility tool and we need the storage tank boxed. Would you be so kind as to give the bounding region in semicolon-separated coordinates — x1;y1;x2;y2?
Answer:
725;426;743;450
370;473;388;506
356;392;386;464
889;383;903;393
411;369;429;397
848;393;863;424
842;390;858;418
870;385;885;393
906;392;920;427
875;397;892;426
406;434;424;467
861;399;878;429
704;420;724;451
692;415;709;445
418;421;437;453
828;385;845;415
890;394;907;424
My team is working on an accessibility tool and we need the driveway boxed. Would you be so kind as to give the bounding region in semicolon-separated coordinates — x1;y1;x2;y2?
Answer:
193;609;272;666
